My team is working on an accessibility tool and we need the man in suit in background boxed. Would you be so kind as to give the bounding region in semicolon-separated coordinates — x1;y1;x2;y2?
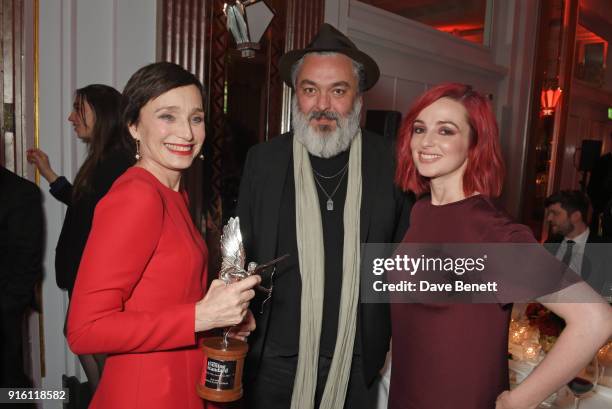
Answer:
544;190;609;297
587;132;612;240
237;23;412;409
0;165;44;390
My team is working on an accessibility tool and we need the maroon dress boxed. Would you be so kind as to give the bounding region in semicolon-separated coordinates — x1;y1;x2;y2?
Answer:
389;195;536;409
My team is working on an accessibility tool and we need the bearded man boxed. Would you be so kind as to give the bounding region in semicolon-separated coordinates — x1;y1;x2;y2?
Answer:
237;24;412;409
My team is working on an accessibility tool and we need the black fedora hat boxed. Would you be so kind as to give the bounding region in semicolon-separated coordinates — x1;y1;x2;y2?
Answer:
279;23;380;91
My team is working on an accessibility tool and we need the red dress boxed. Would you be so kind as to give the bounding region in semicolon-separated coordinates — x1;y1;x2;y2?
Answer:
67;167;211;409
389;195;536;409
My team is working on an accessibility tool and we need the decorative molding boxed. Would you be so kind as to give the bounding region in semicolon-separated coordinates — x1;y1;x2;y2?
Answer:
324;0;349;32
33;0;38;179
348;0;507;78
571;79;612;107
549;0;580;196
33;0;43;377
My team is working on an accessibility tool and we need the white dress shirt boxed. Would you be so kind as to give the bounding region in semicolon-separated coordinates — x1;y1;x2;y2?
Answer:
555;228;590;276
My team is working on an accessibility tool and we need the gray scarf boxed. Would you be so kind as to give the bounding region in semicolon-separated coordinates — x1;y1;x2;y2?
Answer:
291;130;362;409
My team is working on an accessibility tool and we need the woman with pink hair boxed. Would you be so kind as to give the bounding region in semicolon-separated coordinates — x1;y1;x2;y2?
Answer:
390;83;611;409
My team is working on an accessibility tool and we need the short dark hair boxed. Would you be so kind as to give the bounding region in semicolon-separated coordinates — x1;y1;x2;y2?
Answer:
121;62;204;151
545;190;590;221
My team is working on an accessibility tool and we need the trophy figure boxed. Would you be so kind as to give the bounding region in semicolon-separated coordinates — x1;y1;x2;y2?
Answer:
197;217;286;402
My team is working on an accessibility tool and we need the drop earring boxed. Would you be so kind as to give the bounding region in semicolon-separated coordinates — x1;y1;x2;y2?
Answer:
135;139;141;160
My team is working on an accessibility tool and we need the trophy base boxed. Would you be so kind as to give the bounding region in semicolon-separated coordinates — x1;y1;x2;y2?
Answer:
197;336;248;402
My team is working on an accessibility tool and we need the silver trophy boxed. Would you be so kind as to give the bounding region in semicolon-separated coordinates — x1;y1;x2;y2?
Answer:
219;217;287;347
219;217;252;283
197;217;287;402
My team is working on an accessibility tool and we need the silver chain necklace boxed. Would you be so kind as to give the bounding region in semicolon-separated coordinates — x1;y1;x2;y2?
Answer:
312;166;349;211
312;160;349;179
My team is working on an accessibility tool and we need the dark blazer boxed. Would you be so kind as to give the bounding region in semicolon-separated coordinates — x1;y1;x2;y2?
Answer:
587;153;612;239
545;232;610;297
237;130;412;386
53;149;132;293
0;166;44;300
587;153;612;214
0;166;43;388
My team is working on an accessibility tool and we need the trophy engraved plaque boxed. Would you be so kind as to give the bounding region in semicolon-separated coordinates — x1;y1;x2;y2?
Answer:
197;217;287;402
198;336;246;402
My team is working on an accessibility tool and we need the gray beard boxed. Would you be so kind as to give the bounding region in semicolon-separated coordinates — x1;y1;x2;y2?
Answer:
291;96;362;158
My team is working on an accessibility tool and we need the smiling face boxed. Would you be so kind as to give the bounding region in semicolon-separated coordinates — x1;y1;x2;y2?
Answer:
68;96;95;140
295;53;359;134
291;53;362;157
410;97;472;189
128;84;205;186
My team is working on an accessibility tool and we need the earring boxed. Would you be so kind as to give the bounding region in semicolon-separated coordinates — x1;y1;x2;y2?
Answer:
199;152;204;160
135;139;141;160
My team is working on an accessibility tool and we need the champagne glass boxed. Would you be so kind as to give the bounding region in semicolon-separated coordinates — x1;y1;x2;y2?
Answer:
566;356;603;409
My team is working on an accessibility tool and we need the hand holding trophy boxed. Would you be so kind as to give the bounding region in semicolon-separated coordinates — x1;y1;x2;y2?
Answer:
196;217;287;402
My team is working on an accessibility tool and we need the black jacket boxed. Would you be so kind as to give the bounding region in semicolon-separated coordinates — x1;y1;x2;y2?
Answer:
545;232;610;297
587;153;612;239
0;166;44;300
587;153;612;213
236;130;412;386
53;150;132;293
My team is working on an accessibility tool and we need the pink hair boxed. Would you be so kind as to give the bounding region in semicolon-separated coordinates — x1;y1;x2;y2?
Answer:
395;83;505;197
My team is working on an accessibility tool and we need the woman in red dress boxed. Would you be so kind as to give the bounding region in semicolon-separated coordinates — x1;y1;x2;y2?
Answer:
67;62;260;409
391;83;612;409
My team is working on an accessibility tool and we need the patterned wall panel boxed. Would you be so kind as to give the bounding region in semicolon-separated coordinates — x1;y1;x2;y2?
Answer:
158;0;324;270
280;0;324;132
159;0;210;233
205;0;228;270
1;0;26;173
285;0;325;50
160;0;207;80
260;0;285;140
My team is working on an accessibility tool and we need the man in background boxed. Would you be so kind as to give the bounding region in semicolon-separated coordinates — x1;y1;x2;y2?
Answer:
587;132;612;240
0;165;44;389
545;190;609;296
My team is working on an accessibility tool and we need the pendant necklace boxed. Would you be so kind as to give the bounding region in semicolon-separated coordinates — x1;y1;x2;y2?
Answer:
312;164;349;211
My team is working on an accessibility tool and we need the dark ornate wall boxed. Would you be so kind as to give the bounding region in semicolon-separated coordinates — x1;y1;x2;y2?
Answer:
158;0;324;269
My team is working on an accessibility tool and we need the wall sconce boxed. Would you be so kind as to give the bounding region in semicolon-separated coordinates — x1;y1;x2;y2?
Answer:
540;86;562;116
223;1;275;58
